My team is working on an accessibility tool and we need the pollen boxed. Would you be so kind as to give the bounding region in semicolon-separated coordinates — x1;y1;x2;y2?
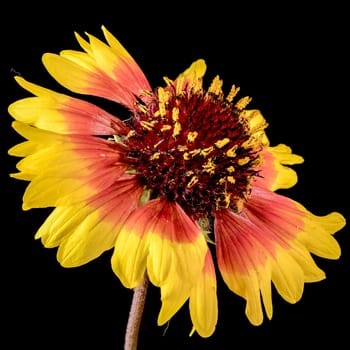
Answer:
200;146;214;157
226;145;238;157
235;96;252;110
176;76;185;96
215;138;230;148
226;84;240;102
187;175;199;188
187;131;198;143
183;148;201;160
158;87;169;117
140;120;154;130
227;176;235;184
208;75;223;96
161;124;172;132
237;157;251;166
202;158;216;174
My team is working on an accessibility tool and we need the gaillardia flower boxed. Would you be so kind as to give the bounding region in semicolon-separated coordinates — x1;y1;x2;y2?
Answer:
8;26;345;338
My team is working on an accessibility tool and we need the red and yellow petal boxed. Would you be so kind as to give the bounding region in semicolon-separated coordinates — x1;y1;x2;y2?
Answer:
189;249;218;338
35;175;143;267
8;76;128;135
214;188;345;325
9;121;127;209
42;26;151;108
255;144;304;191
214;208;274;325
112;198;208;325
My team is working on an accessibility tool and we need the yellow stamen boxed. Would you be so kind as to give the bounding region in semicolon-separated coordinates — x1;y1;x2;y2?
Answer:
227;166;235;173
215;138;230;148
176;76;185;95
150;152;160;160
177;145;188;152
112;134;124;144
140;121;154;130
173;122;181;137
208;75;223;96
183;148;201;160
200;146;214;157
163;76;173;86
223;193;231;207
187;176;199;188
235;96;252;110
160;124;172;132
172;107;181;137
241;132;265;149
172;107;179;122
226;84;240;102
227;176;235;184
237;157;250;166
158;87;169;117
187;131;198;143
137;104;149;114
191;75;203;94
226;145;238;157
202;158;216;174
126;130;135;139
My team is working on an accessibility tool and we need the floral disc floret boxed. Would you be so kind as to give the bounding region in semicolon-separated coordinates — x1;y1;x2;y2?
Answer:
123;76;267;220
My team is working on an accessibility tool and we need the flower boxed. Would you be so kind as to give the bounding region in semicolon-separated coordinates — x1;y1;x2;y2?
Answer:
8;25;345;338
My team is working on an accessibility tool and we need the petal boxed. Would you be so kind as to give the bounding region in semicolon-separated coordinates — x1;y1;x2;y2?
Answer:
294;203;345;259
35;175;143;267
215;188;345;325
8;76;128;135
255;144;304;191
214;186;345;326
246;187;345;260
112;198;208;325
189;249;218;338
9;122;128;209
42;26;151;108
214;208;273;325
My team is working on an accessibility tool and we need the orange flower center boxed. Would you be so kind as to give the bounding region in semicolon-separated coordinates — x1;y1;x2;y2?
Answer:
124;83;263;220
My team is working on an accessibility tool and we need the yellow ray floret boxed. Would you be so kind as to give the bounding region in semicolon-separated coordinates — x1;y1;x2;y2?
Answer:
9;121;127;209
112;198;208;325
189;250;218;338
34;176;143;267
8;76;126;135
214;187;345;325
42;26;151;107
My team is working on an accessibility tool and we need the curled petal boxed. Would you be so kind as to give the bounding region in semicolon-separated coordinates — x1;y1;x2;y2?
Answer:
112;198;208;325
256;144;304;191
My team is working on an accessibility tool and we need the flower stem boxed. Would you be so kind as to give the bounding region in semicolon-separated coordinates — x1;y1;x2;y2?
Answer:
124;275;149;350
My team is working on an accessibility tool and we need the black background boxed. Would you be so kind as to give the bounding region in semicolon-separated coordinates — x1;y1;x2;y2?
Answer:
2;2;349;349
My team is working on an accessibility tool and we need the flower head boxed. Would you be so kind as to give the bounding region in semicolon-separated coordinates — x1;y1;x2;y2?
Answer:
8;25;346;338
